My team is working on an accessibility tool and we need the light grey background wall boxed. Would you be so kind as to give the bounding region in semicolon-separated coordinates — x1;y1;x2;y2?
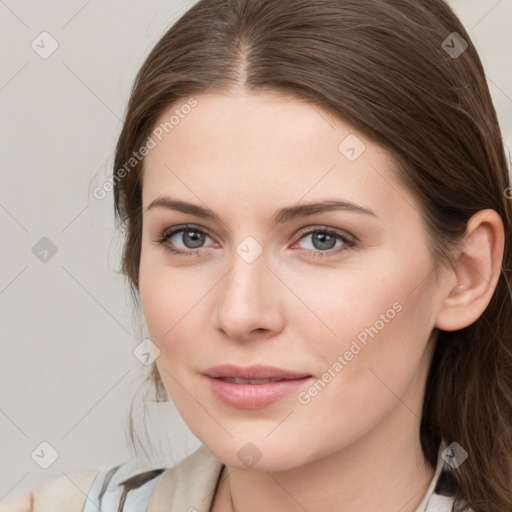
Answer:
1;0;511;501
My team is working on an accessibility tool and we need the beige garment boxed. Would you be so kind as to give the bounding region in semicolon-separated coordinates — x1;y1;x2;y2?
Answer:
147;445;224;512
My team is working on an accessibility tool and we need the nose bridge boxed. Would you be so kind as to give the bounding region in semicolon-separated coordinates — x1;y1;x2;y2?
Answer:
215;236;281;338
223;240;268;312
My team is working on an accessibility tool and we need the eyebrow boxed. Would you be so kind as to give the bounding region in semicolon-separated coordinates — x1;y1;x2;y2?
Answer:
145;197;378;226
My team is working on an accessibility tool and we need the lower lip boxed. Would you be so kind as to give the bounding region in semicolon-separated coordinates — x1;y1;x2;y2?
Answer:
205;376;312;409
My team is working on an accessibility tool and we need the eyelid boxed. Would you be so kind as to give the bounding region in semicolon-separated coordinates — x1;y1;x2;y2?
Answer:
294;224;358;243
160;223;216;242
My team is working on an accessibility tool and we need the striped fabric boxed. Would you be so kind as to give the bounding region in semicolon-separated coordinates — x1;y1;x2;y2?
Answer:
81;440;473;512
82;464;166;512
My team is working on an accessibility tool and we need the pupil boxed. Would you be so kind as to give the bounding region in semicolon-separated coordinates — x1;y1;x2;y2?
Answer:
184;230;204;248
314;233;336;250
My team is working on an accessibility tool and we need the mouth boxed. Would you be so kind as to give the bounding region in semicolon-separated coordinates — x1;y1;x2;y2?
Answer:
203;364;312;381
216;377;299;384
203;365;313;409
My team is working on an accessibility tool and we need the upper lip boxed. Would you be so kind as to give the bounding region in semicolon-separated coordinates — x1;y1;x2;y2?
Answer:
203;364;311;380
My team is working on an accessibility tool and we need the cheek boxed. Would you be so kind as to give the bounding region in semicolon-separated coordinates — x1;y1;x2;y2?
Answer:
140;269;188;343
138;256;212;373
301;251;436;411
139;268;203;408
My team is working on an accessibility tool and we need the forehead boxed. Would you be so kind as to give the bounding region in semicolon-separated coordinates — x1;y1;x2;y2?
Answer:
141;91;416;220
145;90;360;164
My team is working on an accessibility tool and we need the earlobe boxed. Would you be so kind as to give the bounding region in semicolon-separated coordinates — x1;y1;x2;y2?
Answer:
435;209;505;332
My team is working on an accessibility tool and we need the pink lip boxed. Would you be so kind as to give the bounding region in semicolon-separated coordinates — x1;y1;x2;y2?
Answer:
203;365;313;409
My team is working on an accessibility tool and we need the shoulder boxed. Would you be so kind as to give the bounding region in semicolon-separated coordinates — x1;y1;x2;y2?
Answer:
147;444;224;511
0;470;100;512
6;445;224;512
82;461;168;512
16;462;167;512
82;444;224;512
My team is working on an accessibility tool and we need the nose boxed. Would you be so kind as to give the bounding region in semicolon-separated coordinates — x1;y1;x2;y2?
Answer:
214;246;284;342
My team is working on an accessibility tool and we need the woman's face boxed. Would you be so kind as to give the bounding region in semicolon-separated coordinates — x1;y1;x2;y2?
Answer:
139;90;446;471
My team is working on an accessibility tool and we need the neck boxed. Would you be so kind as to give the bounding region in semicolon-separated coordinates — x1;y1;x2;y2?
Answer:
215;402;437;512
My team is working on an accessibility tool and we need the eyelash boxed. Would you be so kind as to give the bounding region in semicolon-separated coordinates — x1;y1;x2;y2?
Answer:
154;223;357;259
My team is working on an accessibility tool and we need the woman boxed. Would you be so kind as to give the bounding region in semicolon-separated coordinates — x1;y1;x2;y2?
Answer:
4;0;511;510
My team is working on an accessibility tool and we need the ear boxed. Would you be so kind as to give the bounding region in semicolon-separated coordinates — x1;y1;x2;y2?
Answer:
435;209;505;332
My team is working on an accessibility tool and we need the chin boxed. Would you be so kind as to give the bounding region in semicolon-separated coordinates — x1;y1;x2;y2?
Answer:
201;436;314;472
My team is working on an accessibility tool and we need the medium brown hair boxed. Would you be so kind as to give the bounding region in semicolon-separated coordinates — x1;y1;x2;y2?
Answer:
113;1;512;510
